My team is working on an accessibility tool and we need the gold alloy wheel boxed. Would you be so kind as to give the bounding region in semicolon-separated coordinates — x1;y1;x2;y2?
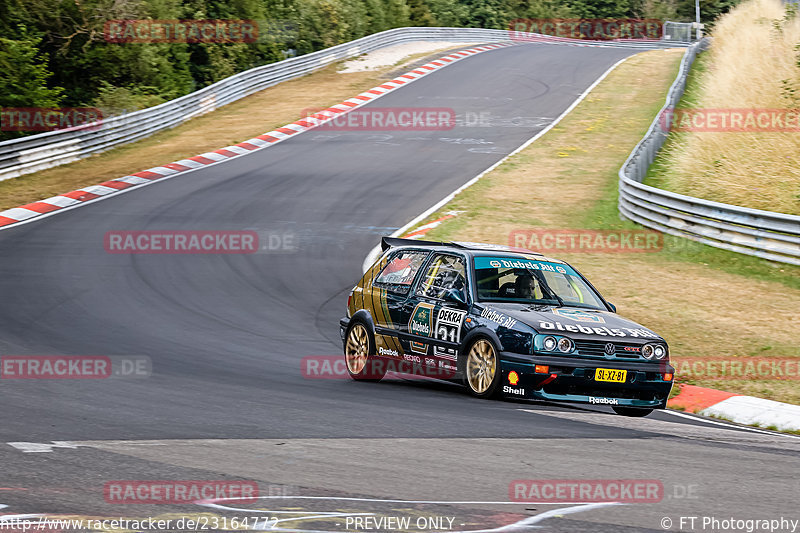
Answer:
345;323;369;375
466;339;497;394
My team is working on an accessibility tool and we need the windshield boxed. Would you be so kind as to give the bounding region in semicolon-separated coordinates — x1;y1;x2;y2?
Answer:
473;256;606;309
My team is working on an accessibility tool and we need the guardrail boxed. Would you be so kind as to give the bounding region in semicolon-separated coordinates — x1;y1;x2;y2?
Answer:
0;26;686;183
618;41;800;266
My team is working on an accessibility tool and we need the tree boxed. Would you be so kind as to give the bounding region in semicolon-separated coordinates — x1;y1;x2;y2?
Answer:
0;34;63;108
676;0;740;24
408;0;437;26
426;0;470;27
631;0;678;21
461;0;511;28
567;0;633;19
0;33;64;140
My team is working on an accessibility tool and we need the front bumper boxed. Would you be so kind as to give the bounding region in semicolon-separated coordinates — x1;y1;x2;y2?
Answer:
499;353;674;409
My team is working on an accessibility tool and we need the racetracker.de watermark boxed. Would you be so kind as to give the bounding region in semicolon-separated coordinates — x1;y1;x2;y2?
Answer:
302;355;456;380
103;230;296;254
104;480;258;504
1;108;103;132
301;107;456;131
659;108;800;132
510;479;663;503
0;355;151;379
673;357;800;381
509;229;663;253
509;18;662;41
104;19;258;43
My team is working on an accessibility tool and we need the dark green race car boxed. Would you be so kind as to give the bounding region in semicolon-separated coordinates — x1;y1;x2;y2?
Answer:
340;237;674;417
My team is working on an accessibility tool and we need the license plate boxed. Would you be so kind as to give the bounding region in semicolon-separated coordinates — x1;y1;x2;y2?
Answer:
595;368;627;383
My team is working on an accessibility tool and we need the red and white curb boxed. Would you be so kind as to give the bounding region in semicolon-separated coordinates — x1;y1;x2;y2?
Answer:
0;43;512;230
668;384;800;432
508;34;669;48
401;211;463;239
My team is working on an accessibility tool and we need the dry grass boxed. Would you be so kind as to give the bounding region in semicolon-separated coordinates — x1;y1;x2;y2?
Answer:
655;0;800;214
0;45;468;211
421;47;800;403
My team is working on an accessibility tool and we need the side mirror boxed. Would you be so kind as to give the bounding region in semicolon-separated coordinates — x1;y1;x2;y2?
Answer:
607;302;617;313
443;288;467;307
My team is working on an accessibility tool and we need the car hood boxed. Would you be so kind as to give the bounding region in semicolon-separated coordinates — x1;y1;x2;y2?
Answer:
476;303;665;343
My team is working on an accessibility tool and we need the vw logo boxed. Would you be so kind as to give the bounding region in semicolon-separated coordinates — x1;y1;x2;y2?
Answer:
604;343;615;356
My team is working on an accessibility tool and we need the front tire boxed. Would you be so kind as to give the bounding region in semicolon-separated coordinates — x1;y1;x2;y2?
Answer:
464;338;501;398
612;406;654;417
344;321;385;381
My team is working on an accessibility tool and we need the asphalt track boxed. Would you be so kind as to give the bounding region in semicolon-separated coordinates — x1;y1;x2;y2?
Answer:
1;42;799;532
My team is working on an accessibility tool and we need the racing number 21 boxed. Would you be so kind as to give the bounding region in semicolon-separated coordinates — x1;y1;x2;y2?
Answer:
437;324;457;342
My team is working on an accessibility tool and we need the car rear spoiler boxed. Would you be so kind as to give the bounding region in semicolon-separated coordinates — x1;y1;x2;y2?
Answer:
380;236;463;251
380;236;548;257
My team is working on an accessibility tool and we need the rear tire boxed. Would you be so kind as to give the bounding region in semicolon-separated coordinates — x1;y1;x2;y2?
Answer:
612;406;654;417
464;338;501;398
344;321;385;381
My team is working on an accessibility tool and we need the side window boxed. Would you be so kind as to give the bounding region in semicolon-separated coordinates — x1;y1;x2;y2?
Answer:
416;254;467;300
374;251;429;294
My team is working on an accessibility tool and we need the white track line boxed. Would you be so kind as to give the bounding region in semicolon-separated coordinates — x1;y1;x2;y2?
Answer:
459;502;621;533
198;495;603;505
0;505;44;522
196;496;620;533
361;53;637;272
661;409;800;439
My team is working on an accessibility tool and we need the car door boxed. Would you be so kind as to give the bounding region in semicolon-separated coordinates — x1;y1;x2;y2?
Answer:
369;249;430;359
406;253;469;373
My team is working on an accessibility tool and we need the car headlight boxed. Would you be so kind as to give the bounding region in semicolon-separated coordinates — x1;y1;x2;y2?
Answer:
653;344;667;360
534;334;575;354
642;343;667;360
642;344;655;360
543;336;557;351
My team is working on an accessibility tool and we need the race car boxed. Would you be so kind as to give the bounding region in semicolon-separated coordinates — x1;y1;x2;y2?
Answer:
340;238;674;417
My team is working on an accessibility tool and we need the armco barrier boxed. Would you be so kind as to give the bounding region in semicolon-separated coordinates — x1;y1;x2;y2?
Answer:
618;40;800;265
0;26;684;182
